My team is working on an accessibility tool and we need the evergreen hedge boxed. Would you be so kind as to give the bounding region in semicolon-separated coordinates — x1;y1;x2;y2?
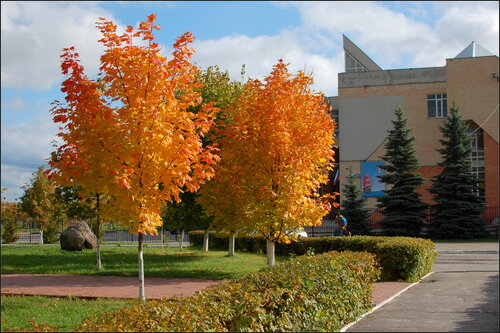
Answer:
77;251;379;332
189;231;437;282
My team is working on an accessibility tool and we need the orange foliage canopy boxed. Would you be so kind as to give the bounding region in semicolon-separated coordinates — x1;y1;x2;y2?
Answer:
199;60;337;242
48;14;219;234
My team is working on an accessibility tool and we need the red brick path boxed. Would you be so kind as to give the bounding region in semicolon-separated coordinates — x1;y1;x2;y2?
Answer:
1;274;409;305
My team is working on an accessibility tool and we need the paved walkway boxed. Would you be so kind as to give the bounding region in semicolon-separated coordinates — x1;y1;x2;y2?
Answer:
345;242;499;332
1;274;409;305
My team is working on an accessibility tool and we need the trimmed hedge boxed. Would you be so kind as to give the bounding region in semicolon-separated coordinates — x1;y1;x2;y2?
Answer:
189;231;437;282
77;251;379;332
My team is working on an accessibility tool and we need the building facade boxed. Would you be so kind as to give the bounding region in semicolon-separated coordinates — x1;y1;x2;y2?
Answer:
330;35;499;218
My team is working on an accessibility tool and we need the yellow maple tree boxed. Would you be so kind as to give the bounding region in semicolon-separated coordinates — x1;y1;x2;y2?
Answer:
199;59;337;266
49;14;219;300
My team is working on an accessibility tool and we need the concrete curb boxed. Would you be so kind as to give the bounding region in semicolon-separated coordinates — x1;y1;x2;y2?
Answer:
340;271;435;332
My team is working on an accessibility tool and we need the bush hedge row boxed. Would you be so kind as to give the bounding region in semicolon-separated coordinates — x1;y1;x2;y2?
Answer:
189;231;437;282
77;251;379;332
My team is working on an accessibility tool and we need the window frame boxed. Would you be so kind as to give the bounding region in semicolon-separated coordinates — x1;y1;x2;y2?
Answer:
427;93;448;118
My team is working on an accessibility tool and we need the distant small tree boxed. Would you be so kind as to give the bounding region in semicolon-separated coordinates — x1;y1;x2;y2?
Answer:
1;188;20;243
429;103;487;239
19;167;63;243
340;168;370;235
377;107;427;237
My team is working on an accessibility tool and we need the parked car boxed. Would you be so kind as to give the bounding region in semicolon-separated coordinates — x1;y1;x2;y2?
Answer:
286;227;308;238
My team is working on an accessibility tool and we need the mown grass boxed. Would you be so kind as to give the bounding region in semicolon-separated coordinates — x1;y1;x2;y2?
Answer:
1;244;284;279
0;295;136;332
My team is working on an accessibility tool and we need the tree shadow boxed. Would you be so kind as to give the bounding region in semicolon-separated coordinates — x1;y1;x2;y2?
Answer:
456;273;499;332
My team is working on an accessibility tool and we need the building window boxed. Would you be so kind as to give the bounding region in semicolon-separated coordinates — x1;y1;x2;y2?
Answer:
331;109;339;138
468;127;485;197
427;93;447;118
345;52;368;73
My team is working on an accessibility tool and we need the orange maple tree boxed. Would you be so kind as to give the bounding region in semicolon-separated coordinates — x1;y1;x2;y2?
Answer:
48;14;219;300
199;60;337;266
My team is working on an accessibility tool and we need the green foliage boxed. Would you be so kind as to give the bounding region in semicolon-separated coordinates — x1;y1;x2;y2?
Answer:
377;107;428;237
374;237;437;282
160;65;243;234
1;195;20;243
189;231;437;282
160;191;213;232
429;103;487;239
76;251;379;332
19;166;64;243
340;168;370;235
2;218;19;243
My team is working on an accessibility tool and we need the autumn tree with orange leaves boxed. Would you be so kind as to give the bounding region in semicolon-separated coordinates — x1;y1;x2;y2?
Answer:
48;14;219;300
199;60;337;266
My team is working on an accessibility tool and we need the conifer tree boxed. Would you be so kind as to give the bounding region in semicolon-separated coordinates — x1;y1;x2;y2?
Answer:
429;103;486;239
340;167;370;235
377;107;427;236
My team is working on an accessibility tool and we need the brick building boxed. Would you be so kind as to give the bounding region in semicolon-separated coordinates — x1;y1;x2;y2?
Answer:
328;35;499;223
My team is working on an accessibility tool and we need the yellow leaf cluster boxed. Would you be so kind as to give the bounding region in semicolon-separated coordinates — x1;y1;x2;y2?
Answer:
48;15;219;235
199;60;336;241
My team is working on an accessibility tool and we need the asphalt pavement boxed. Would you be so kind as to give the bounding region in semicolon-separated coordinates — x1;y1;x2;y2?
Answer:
345;242;499;332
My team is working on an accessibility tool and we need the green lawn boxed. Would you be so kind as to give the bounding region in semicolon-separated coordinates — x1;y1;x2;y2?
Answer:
1;244;282;279
0;295;136;332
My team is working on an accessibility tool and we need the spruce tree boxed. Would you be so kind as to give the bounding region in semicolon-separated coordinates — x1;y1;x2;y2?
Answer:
340;167;370;235
429;103;486;239
377;107;427;237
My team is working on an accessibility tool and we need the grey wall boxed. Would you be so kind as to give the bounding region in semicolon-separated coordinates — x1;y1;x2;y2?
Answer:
339;67;446;88
339;95;404;161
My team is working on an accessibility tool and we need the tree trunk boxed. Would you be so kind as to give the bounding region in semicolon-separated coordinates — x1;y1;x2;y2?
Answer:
266;239;275;267
228;232;235;257
95;194;102;270
202;230;209;252
160;226;164;250
138;232;145;301
178;230;184;252
96;222;102;270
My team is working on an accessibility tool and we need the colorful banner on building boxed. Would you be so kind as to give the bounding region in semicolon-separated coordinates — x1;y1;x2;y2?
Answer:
361;161;385;197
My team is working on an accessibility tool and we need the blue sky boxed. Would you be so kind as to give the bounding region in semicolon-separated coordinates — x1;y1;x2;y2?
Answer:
1;1;499;202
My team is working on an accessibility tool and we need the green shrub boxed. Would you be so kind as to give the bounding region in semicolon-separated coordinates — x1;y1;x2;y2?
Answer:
2;217;19;243
76;251;379;332
374;237;437;282
189;231;438;282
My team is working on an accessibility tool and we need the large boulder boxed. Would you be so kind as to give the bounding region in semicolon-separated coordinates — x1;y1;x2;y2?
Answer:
60;221;97;251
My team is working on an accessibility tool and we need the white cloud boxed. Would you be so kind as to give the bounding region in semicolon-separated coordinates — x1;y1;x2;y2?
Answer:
6;96;28;111
283;1;498;69
192;30;341;96
1;111;61;201
0;164;36;202
1;113;60;169
1;1;118;91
